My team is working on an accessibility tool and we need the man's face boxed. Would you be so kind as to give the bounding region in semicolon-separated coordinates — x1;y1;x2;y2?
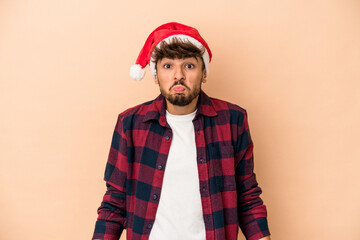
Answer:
155;57;207;107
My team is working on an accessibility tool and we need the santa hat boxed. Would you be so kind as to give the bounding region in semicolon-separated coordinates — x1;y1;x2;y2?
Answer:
130;22;212;81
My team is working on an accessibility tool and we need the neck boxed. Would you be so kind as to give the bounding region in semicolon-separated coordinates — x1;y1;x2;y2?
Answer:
165;96;199;115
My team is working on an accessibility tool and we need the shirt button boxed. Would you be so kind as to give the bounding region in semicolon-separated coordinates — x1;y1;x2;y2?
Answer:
199;158;204;163
202;187;206;192
157;165;162;170
165;136;170;140
147;223;152;229
153;194;158;200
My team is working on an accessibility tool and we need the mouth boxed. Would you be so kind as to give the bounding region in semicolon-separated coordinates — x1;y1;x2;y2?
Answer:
172;86;186;92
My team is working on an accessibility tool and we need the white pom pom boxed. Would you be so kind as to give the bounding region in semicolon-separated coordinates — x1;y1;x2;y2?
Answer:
130;64;146;81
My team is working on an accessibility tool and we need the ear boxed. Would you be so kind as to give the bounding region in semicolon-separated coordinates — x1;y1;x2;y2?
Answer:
202;71;207;83
154;75;159;84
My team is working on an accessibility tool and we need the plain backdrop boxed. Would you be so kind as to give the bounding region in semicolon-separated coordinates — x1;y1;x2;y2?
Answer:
1;0;359;239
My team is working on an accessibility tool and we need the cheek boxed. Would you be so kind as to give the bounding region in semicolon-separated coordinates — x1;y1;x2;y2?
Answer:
156;79;170;89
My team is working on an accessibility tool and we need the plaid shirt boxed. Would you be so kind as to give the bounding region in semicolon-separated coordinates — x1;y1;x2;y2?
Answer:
93;91;270;240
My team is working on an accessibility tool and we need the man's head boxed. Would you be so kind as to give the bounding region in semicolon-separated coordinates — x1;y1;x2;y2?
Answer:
129;22;212;81
129;22;211;113
152;38;207;107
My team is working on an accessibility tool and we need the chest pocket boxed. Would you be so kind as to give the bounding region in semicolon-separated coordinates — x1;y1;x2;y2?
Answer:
207;144;236;193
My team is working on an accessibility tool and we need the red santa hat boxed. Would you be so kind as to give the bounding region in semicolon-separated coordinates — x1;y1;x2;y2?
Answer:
130;22;212;81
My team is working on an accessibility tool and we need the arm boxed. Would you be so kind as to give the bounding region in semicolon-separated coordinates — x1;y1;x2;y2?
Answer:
92;115;128;240
234;110;270;240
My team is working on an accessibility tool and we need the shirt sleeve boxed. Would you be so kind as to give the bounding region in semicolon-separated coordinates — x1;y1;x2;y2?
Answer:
93;115;128;240
234;110;270;240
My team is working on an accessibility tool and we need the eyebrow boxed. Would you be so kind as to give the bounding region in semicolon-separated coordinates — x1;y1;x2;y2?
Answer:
184;57;199;62
161;57;199;62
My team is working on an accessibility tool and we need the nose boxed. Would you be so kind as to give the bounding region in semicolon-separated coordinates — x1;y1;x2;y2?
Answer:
173;65;185;81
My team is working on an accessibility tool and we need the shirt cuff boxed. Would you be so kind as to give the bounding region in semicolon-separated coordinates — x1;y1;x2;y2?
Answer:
241;217;270;240
92;220;124;240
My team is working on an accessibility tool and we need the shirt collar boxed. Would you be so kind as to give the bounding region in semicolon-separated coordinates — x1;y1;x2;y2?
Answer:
143;90;218;126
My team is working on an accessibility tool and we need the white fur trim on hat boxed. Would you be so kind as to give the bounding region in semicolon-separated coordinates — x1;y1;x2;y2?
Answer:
130;64;146;81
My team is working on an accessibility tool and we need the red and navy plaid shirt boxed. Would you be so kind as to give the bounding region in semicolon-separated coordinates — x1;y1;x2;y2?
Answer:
93;90;270;240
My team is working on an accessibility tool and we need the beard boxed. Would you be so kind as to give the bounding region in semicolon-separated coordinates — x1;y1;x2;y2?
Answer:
159;78;202;106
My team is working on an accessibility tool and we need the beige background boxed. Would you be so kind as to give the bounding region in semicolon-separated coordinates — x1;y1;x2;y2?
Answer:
1;0;359;239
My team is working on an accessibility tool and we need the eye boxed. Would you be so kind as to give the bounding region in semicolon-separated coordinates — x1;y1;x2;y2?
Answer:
185;64;195;69
163;64;171;69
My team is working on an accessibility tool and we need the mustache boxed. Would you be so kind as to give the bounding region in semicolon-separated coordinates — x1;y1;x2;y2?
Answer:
169;81;190;91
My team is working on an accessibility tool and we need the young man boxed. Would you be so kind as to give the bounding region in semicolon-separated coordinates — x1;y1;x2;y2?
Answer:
93;22;271;240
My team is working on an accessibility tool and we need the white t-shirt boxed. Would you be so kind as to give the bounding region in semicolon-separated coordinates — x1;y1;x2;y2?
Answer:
148;109;206;240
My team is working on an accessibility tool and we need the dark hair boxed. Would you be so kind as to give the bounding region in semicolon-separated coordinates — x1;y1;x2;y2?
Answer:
152;38;205;71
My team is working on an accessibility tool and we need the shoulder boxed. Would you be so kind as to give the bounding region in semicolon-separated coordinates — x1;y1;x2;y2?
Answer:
208;97;251;138
209;96;248;120
117;99;154;119
115;99;156;131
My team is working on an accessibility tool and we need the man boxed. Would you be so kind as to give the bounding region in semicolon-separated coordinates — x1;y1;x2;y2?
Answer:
93;22;270;240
